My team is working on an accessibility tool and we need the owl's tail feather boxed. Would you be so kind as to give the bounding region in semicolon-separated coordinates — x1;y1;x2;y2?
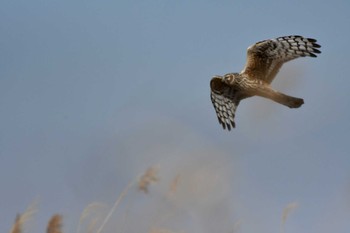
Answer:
254;85;304;108
272;93;304;108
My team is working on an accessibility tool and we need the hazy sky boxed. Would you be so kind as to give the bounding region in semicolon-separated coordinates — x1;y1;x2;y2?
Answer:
1;1;350;233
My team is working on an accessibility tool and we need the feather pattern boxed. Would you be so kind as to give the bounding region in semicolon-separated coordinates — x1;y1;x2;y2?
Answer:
210;35;321;130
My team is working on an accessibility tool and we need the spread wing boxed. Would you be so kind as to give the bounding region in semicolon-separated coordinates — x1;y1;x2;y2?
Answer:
210;77;240;130
241;35;321;84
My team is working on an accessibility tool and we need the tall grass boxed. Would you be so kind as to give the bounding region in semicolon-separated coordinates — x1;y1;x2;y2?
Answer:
47;215;63;233
7;166;296;233
280;202;298;233
9;201;37;233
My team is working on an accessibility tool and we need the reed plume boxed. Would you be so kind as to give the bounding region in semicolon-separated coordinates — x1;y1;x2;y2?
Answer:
280;201;298;233
9;201;37;233
77;202;106;233
46;214;63;233
138;166;159;193
9;215;22;233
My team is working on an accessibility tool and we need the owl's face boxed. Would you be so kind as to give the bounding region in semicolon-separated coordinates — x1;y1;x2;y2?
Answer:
211;73;240;94
223;73;240;84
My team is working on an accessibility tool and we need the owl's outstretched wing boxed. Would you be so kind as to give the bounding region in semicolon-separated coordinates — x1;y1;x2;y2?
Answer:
210;77;240;130
241;35;321;83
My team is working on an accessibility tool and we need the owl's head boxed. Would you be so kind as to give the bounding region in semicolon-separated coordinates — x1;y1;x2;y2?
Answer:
222;73;240;84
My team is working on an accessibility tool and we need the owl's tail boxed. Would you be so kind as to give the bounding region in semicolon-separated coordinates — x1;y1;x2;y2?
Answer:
270;92;304;108
254;85;304;108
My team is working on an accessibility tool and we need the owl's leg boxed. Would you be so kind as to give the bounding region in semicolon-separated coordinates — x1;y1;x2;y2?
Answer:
253;85;304;108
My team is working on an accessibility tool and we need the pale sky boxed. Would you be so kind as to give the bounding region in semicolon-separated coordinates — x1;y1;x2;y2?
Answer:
1;1;350;233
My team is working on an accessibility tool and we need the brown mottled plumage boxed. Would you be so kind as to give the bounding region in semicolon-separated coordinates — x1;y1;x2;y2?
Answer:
210;35;321;130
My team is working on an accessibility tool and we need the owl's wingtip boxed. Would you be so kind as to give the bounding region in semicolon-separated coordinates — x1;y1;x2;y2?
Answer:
220;121;235;131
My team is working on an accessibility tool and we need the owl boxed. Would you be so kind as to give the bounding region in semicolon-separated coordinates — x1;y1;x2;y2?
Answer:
210;35;321;130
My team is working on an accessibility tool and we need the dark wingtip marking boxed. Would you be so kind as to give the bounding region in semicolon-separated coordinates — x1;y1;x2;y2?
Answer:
313;43;321;48
218;117;225;129
309;53;317;58
218;118;228;131
307;38;317;43
313;48;321;54
218;118;235;131
225;121;235;131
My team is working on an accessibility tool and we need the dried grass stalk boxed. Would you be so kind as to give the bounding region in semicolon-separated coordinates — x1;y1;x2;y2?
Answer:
138;166;159;193
46;214;62;233
9;201;37;233
96;166;159;232
10;215;22;233
86;218;99;233
96;180;135;233
77;202;106;233
281;202;298;233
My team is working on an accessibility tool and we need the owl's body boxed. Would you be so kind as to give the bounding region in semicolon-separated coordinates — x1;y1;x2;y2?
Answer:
210;35;321;130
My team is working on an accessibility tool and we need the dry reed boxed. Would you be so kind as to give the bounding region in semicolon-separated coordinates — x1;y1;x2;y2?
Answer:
95;166;159;232
9;201;37;233
10;215;22;233
77;202;106;233
96;180;135;233
280;201;298;233
86;218;99;233
138;166;159;193
46;214;63;233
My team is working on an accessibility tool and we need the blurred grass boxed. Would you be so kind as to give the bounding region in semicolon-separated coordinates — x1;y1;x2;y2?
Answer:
8;166;296;233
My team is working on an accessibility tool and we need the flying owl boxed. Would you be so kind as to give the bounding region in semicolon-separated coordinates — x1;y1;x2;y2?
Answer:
210;35;321;130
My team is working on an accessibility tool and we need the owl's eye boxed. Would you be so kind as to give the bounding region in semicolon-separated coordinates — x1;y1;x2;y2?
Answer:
223;75;233;83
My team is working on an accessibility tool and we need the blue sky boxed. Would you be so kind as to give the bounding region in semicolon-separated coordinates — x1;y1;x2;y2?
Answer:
1;0;350;232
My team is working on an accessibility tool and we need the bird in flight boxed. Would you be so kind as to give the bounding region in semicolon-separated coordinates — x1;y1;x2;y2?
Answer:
210;35;321;130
